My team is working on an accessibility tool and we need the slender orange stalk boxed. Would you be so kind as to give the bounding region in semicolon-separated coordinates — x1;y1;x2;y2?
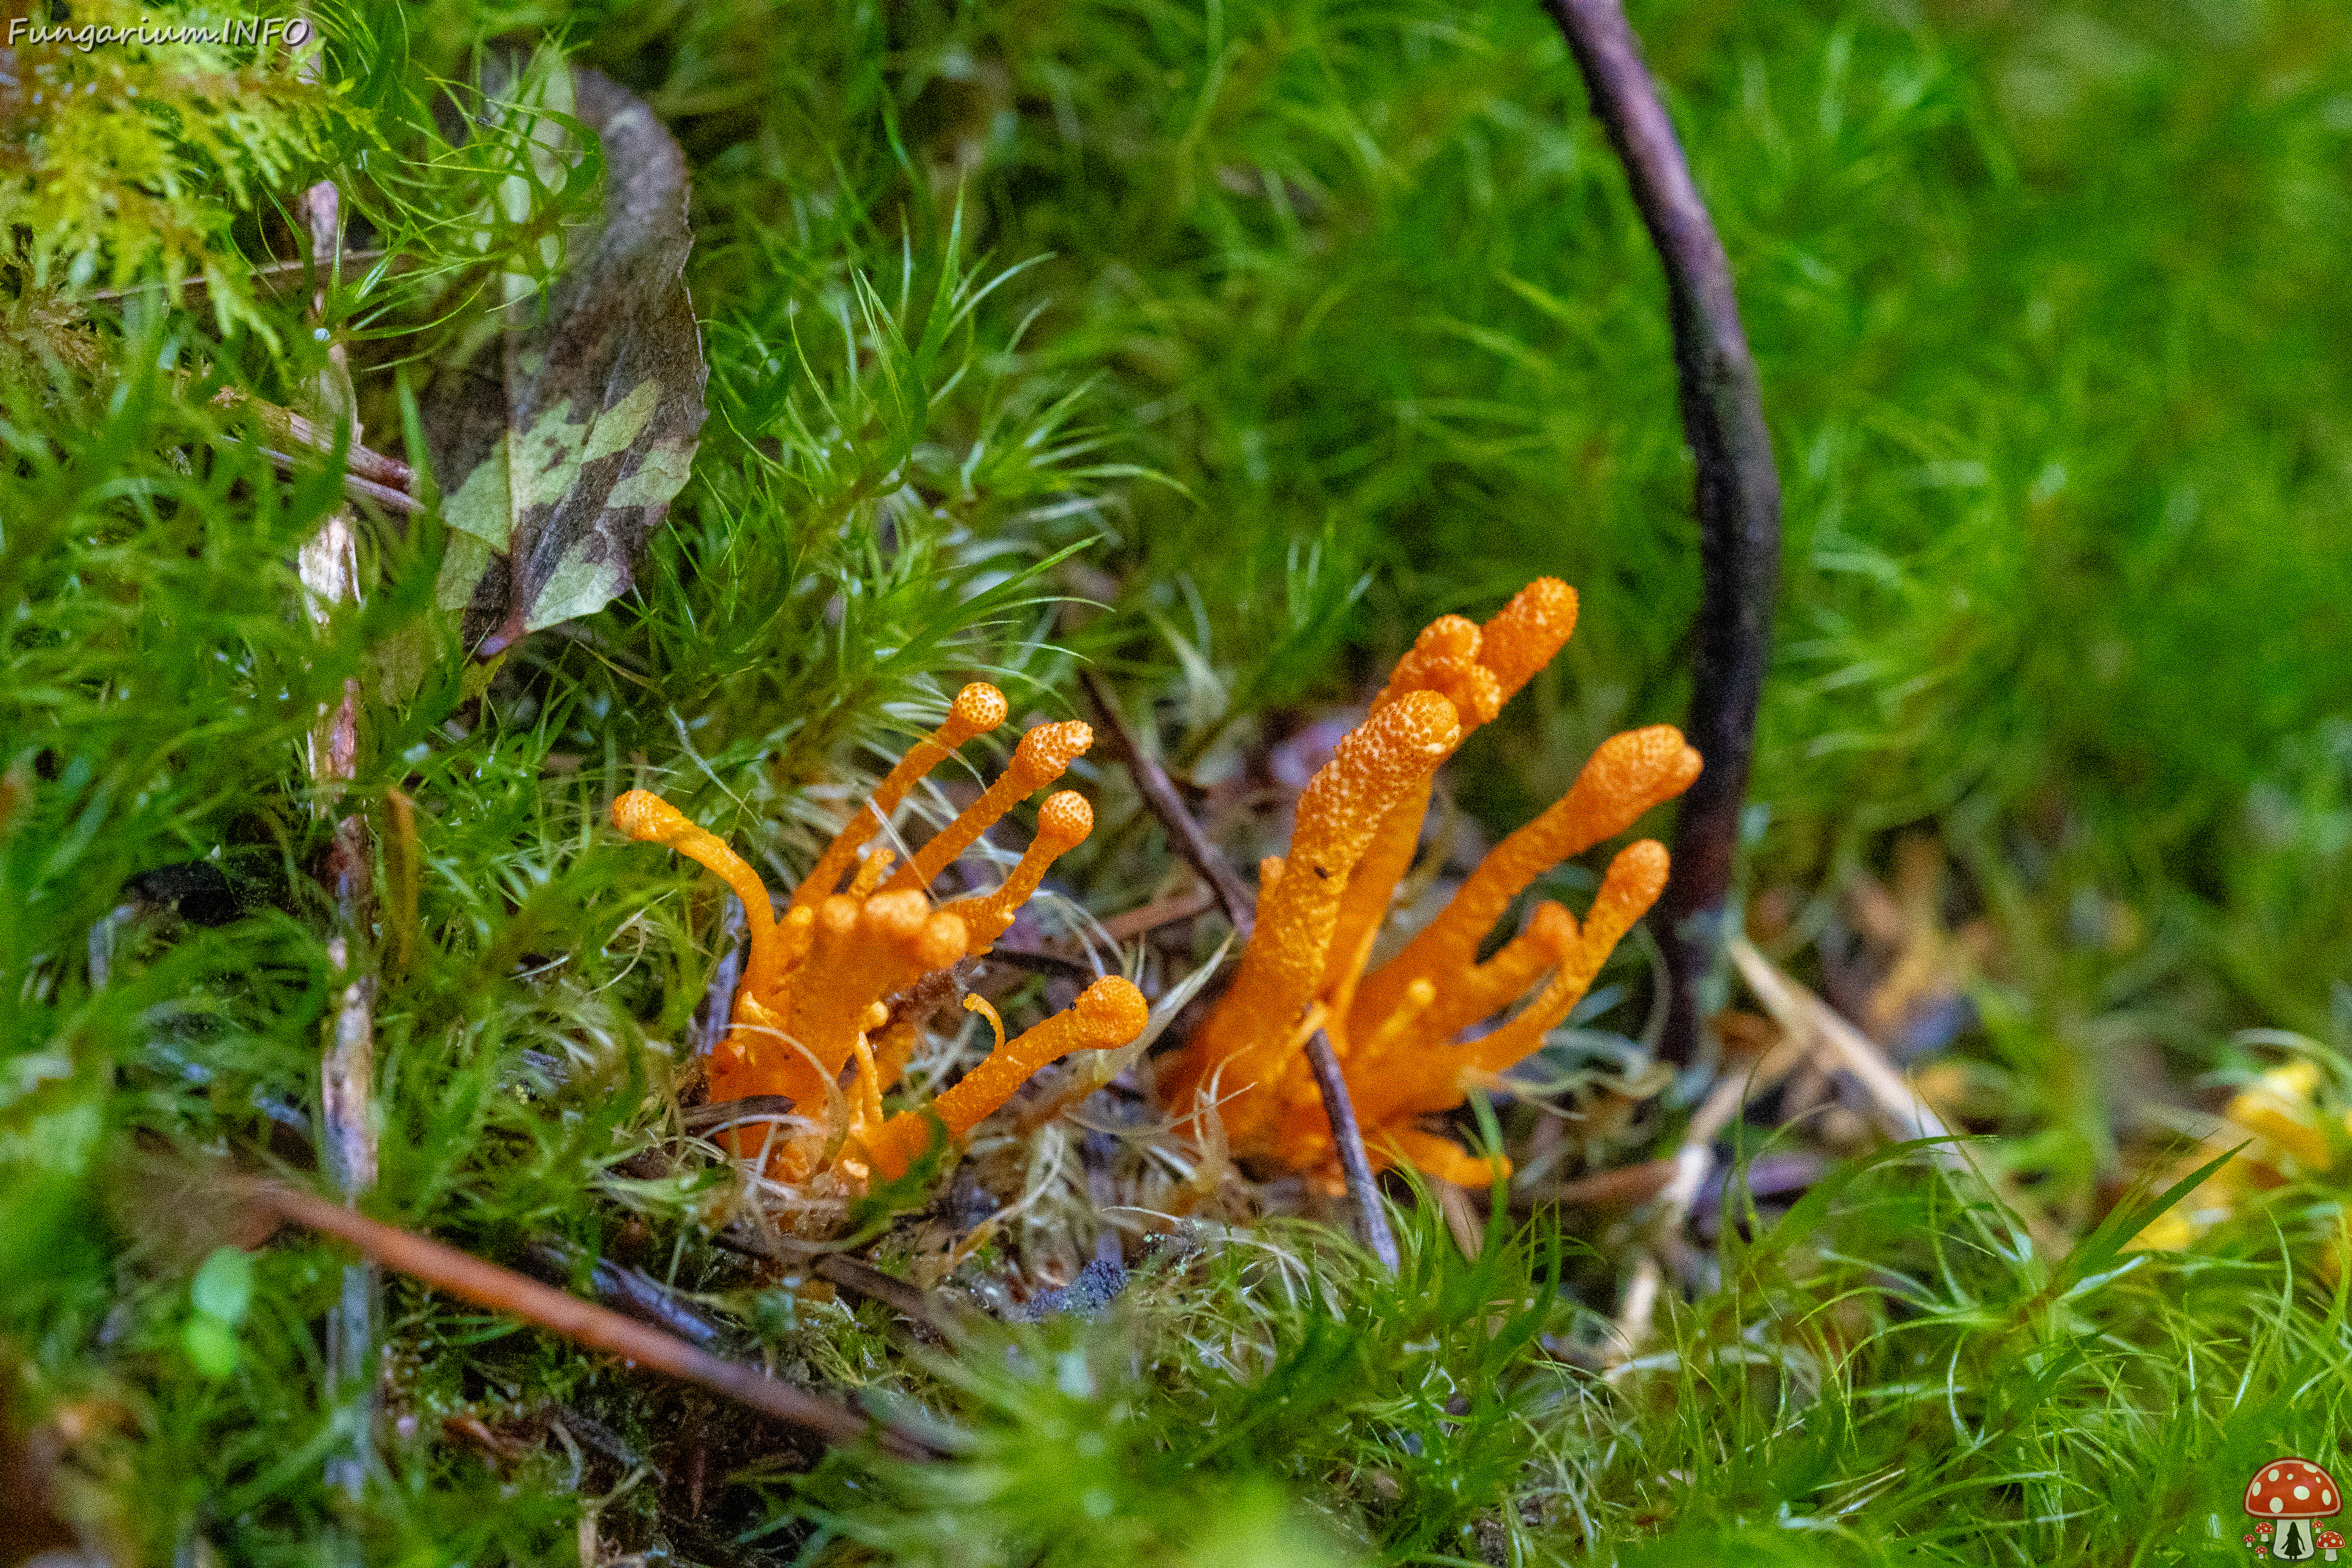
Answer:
614;789;780;995
861;976;1149;1179
1346;723;1698;1033
1163;690;1461;1145
952;791;1093;956
793;682;1008;912
886;720;1092;894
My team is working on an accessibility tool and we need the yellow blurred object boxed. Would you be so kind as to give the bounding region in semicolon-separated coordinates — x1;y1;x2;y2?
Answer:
2127;1057;2343;1251
2224;1059;2332;1170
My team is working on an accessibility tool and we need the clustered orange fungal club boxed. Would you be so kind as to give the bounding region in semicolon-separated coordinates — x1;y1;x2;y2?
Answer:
1159;579;1703;1188
613;684;1147;1183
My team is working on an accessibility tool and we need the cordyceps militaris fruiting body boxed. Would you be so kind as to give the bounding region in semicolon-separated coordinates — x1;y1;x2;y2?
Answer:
1159;578;1703;1188
613;683;1147;1183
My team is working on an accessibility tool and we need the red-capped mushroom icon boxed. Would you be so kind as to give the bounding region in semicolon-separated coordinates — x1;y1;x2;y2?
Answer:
2320;1528;2344;1561
2245;1459;2343;1561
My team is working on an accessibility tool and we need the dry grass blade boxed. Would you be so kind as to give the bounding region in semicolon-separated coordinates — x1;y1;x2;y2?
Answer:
1604;1251;1665;1373
1727;938;1951;1147
1657;1023;1815;1216
1728;937;2067;1255
1607;1022;1815;1361
682;1095;798;1136
1014;932;1231;1135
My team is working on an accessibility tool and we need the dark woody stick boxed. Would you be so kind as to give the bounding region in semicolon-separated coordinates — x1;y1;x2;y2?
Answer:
1542;0;1783;1065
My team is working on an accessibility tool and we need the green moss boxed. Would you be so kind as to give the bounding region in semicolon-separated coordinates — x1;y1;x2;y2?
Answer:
6;0;2351;1560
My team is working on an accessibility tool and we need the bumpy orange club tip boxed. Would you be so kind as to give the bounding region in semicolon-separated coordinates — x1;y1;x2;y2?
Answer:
794;682;1012;911
1371;614;1502;727
613;787;782;976
861;976;1150;1180
1476;576;1578;703
957;790;1095;956
886;719;1095;894
1163;688;1461;1140
944;681;1013;737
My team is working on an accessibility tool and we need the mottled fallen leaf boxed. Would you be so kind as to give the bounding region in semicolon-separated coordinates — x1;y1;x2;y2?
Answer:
427;59;707;656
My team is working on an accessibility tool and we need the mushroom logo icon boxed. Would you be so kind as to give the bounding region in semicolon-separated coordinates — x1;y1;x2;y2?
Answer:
2244;1460;2343;1561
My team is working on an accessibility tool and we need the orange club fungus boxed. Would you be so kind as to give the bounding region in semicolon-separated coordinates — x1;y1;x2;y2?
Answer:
613;683;1147;1182
1159;578;1703;1188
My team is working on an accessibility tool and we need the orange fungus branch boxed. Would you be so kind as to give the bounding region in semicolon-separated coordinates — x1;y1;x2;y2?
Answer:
612;684;1125;1185
1158;578;1701;1186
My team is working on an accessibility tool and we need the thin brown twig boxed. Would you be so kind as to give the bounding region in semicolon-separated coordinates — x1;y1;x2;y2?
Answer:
1544;0;1782;1067
32;305;421;511
1080;669;1256;941
718;1224;951;1341
523;1238;726;1348
688;898;748;1060
608;1140;949;1338
1097;883;1218;943
79;248;396;303
1304;1029;1401;1274
682;1096;800;1136
1547;1157;1678;1210
973;944;1100;985
250;1182;942;1456
219;389;417;493
258;445;425;516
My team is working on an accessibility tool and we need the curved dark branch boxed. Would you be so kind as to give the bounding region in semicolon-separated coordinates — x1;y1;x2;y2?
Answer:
1081;669;1257;941
1543;0;1782;1064
1303;1029;1401;1273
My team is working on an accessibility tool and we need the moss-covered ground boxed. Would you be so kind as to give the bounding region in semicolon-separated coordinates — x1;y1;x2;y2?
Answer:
6;0;2352;1562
